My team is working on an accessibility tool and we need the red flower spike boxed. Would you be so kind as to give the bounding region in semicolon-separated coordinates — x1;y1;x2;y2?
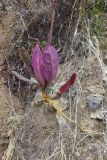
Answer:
59;73;77;94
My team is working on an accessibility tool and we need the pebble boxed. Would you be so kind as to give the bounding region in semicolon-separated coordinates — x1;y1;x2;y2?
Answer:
86;94;104;112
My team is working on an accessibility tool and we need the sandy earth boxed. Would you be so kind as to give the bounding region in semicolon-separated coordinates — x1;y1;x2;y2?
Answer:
0;1;107;160
0;11;18;157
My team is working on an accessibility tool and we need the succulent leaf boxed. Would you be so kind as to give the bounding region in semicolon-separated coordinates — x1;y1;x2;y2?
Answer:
12;71;37;84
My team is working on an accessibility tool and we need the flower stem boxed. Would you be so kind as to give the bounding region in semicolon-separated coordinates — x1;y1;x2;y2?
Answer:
48;0;57;44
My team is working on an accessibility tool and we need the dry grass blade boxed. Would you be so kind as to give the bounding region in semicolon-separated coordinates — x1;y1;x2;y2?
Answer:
2;139;16;160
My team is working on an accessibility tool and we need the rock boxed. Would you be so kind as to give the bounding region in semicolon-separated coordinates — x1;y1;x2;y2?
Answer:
56;113;69;134
90;110;104;120
87;86;105;95
86;94;104;112
80;118;95;130
33;89;43;107
79;97;86;109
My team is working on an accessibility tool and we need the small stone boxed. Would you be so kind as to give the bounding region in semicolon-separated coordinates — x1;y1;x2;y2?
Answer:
86;94;104;112
56;113;69;134
33;90;43;107
0;2;4;10
90;110;104;120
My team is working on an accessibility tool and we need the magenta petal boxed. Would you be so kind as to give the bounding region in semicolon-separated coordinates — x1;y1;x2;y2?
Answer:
32;43;45;86
43;45;60;85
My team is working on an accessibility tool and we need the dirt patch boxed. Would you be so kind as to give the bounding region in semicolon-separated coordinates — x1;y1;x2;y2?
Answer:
0;3;59;159
0;1;107;160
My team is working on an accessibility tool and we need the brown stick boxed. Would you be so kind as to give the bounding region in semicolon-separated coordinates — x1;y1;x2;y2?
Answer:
48;0;57;44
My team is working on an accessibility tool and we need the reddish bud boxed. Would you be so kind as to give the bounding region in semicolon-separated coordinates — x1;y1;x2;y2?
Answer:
59;73;76;94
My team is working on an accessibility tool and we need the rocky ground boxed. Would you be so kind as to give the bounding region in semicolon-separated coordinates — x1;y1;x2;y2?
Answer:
0;0;107;160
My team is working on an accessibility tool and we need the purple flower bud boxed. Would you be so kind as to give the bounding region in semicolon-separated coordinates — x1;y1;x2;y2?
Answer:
32;43;60;87
43;45;60;85
32;44;46;87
